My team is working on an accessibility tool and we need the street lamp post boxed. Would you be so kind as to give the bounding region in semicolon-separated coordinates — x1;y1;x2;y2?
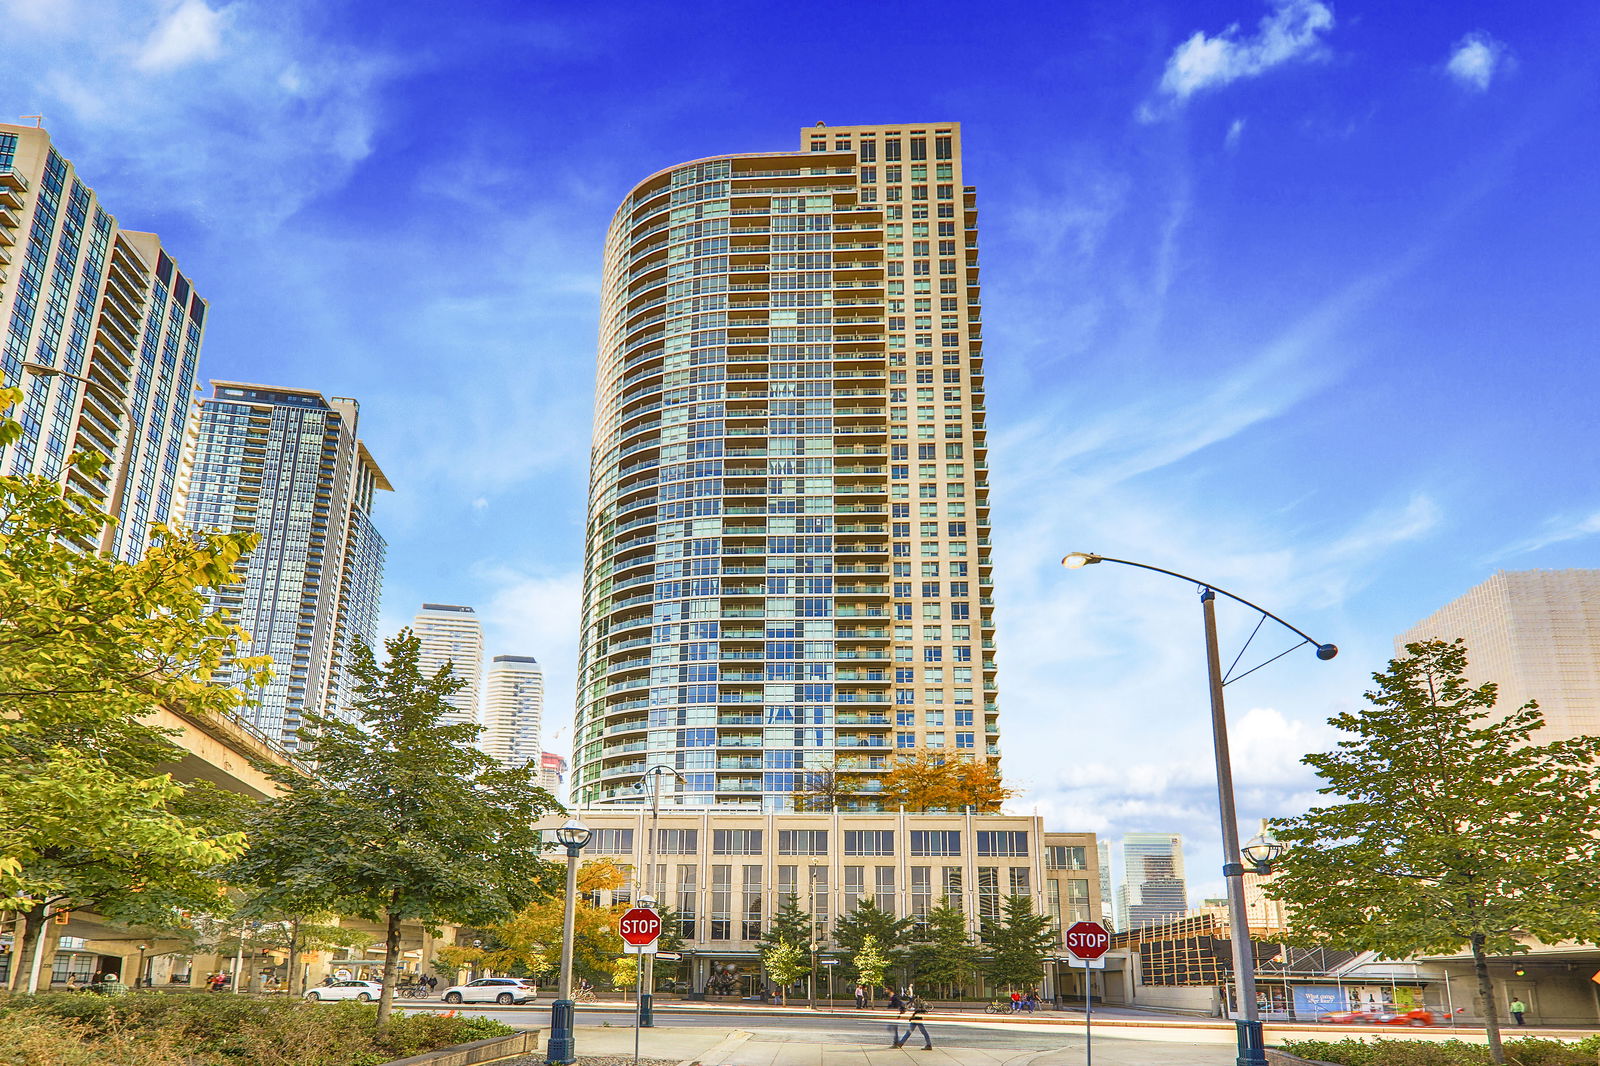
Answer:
547;818;592;1066
1061;552;1335;1066
638;764;683;1027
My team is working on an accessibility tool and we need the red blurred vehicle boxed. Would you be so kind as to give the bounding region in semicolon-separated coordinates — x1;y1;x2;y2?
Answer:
1318;1007;1382;1024
1318;1006;1465;1026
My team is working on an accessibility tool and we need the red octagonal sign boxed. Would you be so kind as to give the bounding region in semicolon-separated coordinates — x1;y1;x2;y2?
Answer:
619;906;662;947
1063;920;1110;961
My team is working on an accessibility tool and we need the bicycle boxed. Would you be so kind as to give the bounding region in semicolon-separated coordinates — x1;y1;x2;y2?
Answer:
984;999;1012;1014
574;986;597;1003
396;985;432;1000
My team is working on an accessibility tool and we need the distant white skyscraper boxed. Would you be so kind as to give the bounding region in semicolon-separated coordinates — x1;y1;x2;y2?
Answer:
413;604;483;728
481;655;543;768
1119;832;1187;930
1097;839;1115;930
1398;569;1600;742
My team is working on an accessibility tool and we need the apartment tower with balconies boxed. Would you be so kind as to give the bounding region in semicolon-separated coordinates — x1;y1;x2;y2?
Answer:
0;123;208;560
574;122;997;809
180;382;391;747
413;603;485;729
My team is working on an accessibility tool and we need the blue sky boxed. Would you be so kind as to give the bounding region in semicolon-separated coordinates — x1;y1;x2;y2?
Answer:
5;0;1597;902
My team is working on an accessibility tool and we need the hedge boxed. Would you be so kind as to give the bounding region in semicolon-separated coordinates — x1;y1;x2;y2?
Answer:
0;992;514;1066
1279;1036;1600;1066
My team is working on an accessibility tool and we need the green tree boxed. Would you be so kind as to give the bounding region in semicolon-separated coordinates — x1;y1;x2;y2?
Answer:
907;897;978;996
762;941;808;1005
981;895;1055;992
0;392;266;990
1268;639;1600;1065
228;630;562;1027
833;898;913;991
853;934;890;998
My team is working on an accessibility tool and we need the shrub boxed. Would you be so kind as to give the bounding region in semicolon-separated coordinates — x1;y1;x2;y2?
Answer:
1280;1037;1600;1066
0;992;512;1066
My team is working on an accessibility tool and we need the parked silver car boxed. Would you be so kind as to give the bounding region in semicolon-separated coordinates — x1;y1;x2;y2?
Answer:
441;977;537;1005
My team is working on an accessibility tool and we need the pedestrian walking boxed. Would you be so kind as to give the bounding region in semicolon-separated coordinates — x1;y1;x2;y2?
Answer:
889;988;906;1013
855;983;866;1008
1510;998;1527;1026
892;995;933;1049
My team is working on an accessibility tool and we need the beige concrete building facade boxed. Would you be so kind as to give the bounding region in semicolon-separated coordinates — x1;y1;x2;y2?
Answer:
547;809;1097;999
1398;569;1600;741
575;122;996;809
0;123;207;561
482;654;544;768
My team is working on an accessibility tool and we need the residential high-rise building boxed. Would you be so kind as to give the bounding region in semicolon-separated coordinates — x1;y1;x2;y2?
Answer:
481;654;544;768
1398;569;1600;741
573;122;996;809
0;123;208;561
414;604;484;728
180;382;390;747
1118;832;1187;930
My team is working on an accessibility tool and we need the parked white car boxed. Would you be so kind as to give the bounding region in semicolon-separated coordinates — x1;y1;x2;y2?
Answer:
441;977;537;1005
304;979;385;1002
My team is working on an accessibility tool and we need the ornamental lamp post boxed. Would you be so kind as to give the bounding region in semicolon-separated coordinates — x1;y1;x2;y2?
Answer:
546;817;592;1065
1060;551;1335;1066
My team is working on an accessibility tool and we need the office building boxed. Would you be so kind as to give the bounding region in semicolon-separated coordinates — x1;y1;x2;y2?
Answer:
1118;832;1188;930
481;654;544;768
0;123;207;561
574;122;997;809
180;382;390;746
542;808;1097;998
1398;569;1600;741
413;604;484;728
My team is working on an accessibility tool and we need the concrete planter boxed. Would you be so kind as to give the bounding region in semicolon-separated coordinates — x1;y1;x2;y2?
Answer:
379;1027;543;1066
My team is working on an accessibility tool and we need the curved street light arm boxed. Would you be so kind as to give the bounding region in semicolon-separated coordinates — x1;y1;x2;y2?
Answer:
1064;553;1336;659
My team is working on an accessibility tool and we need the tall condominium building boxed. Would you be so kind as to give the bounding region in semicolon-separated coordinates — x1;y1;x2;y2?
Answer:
180;382;391;746
481;655;544;768
414;603;484;728
0;123;208;561
1117;832;1188;930
1398;569;1600;741
574;122;997;809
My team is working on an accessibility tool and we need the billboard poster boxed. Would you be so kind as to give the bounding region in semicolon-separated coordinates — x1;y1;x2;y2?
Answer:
1293;985;1344;1017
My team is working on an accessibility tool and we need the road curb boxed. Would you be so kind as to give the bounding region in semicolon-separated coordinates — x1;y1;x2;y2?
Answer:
683;1028;752;1066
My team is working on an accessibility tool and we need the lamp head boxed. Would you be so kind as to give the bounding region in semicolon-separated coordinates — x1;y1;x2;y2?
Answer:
1241;839;1286;873
20;361;63;378
1061;552;1103;570
555;817;592;850
1316;643;1338;661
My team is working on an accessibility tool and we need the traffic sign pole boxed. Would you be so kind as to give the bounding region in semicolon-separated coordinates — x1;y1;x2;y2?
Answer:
1062;921;1109;1066
1083;958;1093;1066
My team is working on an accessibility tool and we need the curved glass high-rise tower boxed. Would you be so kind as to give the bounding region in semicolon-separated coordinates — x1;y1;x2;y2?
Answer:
574;123;997;809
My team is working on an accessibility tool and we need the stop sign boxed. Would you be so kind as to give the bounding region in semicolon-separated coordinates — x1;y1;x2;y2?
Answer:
618;906;662;947
1063;920;1110;961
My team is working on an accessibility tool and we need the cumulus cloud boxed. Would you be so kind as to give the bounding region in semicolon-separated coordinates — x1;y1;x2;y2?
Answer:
1144;0;1334;117
1446;32;1508;92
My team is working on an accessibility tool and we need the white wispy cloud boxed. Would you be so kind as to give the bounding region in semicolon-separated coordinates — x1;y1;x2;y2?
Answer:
1143;0;1334;118
1492;507;1600;559
134;0;227;71
0;0;396;225
1225;118;1247;151
1446;32;1509;92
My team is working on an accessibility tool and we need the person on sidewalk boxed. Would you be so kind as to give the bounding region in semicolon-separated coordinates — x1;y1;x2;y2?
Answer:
1010;990;1021;1013
855;983;866;1008
889;988;906;1013
893;995;932;1049
1510;998;1527;1026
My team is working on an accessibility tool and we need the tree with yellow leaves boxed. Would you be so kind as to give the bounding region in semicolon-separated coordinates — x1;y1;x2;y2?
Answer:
878;751;1012;813
481;859;632;987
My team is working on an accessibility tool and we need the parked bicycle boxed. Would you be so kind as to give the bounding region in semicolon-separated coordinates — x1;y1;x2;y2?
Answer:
984;999;1011;1014
396;984;433;1000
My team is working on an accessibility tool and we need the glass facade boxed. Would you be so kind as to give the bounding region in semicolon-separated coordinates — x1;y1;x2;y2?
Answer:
575;123;996;809
182;383;390;748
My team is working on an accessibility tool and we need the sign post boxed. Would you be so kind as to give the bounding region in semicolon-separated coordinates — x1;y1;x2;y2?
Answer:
618;907;662;1065
1063;922;1110;1066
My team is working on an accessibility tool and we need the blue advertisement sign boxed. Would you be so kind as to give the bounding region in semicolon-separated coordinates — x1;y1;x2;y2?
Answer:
1293;985;1344;1017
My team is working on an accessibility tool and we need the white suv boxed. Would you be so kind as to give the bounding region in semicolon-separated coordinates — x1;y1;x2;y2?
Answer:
441;977;538;1005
